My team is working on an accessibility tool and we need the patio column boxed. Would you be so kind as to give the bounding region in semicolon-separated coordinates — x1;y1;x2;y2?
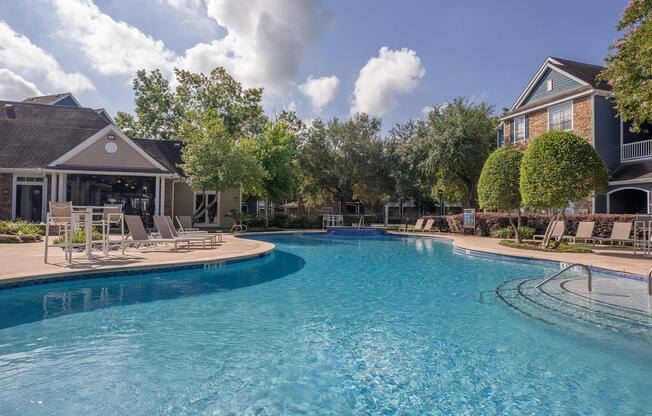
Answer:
160;178;166;216
50;174;58;202
57;174;67;202
154;176;160;216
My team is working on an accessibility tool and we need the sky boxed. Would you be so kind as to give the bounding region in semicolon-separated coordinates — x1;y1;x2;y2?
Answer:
0;0;627;130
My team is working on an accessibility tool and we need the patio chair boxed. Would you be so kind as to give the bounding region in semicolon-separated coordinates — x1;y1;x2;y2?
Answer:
164;216;222;244
176;215;200;232
416;218;435;233
533;220;565;241
593;222;633;246
44;201;74;263
101;204;124;251
563;221;595;244
122;215;190;253
154;216;216;248
399;218;424;232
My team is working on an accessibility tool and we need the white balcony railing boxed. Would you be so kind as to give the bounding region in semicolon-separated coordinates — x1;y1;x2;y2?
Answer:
622;139;652;161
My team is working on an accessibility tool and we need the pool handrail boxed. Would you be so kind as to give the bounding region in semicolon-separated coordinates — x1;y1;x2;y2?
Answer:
535;263;592;292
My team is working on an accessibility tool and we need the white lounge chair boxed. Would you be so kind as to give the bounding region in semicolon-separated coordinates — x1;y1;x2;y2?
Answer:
563;221;595;244
176;215;200;232
594;222;632;246
399;218;425;232
154;216;217;248
416;218;435;233
164;216;222;244
533;221;565;241
122;215;190;253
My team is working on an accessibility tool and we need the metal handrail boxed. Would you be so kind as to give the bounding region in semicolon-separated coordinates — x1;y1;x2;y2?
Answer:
648;269;652;296
535;263;592;292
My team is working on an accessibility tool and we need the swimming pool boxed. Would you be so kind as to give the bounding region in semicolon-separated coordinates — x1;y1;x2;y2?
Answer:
1;233;651;415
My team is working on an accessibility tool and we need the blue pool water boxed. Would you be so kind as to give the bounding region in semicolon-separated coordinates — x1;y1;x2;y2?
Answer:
1;234;651;415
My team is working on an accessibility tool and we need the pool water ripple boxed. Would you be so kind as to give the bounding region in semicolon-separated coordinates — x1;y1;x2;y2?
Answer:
0;233;651;415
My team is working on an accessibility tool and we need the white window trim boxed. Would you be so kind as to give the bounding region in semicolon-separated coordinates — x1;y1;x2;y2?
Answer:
12;173;47;222
514;115;526;142
546;79;553;92
547;100;573;132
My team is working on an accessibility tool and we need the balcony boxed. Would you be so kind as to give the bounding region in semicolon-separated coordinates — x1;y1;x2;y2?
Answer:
622;139;652;162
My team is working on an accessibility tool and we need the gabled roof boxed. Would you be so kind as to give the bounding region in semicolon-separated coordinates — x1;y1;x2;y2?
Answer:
0;100;110;169
509;57;610;113
22;92;81;107
135;139;184;175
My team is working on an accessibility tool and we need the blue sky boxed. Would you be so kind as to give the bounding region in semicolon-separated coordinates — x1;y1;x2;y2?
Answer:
0;0;626;130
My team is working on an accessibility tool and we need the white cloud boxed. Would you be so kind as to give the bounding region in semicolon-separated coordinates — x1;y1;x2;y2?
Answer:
178;0;330;92
0;69;43;100
299;75;339;111
51;0;176;77
421;105;435;115
351;47;425;116
0;20;93;93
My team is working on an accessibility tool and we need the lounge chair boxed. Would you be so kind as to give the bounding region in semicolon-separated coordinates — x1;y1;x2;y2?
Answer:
399;218;424;232
563;221;595;244
416;218;435;233
176;215;200;232
154;216;217;248
533;220;565;241
164;216;222;244
122;215;190;253
593;222;632;246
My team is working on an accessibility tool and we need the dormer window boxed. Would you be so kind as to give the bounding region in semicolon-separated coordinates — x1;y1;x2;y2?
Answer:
546;79;553;92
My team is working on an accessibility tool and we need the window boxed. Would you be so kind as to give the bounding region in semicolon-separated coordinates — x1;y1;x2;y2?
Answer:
514;116;526;142
548;101;572;131
546;79;553;92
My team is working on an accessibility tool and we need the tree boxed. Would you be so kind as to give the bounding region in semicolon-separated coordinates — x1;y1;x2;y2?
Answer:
297;113;387;213
419;98;496;208
478;147;524;242
520;131;608;247
243;121;297;227
600;0;652;132
179;109;264;199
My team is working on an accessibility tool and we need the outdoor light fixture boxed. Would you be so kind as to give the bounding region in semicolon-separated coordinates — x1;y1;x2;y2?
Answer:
107;134;116;140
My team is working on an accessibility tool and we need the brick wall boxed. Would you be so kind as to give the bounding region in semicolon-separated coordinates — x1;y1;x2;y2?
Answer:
0;173;12;220
528;108;547;138
503;121;511;145
573;96;593;143
164;179;173;216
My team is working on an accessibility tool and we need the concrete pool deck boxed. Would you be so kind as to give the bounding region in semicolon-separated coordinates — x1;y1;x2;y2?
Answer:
0;229;651;286
391;231;652;277
0;234;275;285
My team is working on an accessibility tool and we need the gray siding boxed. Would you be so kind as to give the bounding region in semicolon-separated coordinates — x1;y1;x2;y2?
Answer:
54;96;79;107
594;194;607;214
593;96;621;171
522;68;582;106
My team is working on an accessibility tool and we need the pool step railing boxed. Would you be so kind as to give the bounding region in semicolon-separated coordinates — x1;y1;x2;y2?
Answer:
535;263;592;292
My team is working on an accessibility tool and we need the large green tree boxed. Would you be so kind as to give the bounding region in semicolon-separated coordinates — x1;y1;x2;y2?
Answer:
242;121;297;227
520;131;608;247
419;98;496;208
478;147;523;241
115;69;180;140
297;113;388;212
600;0;652;132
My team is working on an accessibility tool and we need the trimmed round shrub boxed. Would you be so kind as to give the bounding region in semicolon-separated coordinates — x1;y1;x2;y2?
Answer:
478;146;523;211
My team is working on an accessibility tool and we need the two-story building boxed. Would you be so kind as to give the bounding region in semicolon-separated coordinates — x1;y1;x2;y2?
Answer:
0;93;241;228
498;57;652;214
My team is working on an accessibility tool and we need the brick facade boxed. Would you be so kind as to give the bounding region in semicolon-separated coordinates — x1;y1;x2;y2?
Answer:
572;95;593;143
528;108;547;138
0;173;12;220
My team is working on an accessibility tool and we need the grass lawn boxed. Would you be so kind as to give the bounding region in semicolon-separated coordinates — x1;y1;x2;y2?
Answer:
499;240;592;253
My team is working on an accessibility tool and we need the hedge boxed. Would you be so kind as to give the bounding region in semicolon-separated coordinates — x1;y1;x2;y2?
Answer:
421;213;637;239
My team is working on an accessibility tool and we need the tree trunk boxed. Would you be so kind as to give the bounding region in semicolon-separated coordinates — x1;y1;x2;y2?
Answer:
542;210;561;249
516;209;522;243
506;210;521;243
550;209;567;249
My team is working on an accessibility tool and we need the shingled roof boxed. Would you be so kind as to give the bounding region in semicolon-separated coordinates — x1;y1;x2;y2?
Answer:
0;100;183;175
548;57;610;91
22;93;79;106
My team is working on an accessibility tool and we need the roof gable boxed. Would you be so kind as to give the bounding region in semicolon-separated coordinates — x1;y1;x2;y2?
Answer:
522;68;582;106
49;124;168;172
23;93;81;107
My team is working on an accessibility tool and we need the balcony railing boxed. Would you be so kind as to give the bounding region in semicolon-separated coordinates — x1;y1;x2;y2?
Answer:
622;139;652;161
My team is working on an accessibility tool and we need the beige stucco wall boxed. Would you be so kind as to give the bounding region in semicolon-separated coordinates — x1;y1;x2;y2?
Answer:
219;187;241;227
173;181;194;217
63;133;159;170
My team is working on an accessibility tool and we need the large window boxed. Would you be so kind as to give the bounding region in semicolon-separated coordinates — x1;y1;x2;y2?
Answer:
548;101;572;131
67;174;156;227
514;116;526;142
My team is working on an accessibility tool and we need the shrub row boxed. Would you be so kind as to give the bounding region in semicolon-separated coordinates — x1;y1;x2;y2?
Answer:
0;220;44;243
424;213;637;239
